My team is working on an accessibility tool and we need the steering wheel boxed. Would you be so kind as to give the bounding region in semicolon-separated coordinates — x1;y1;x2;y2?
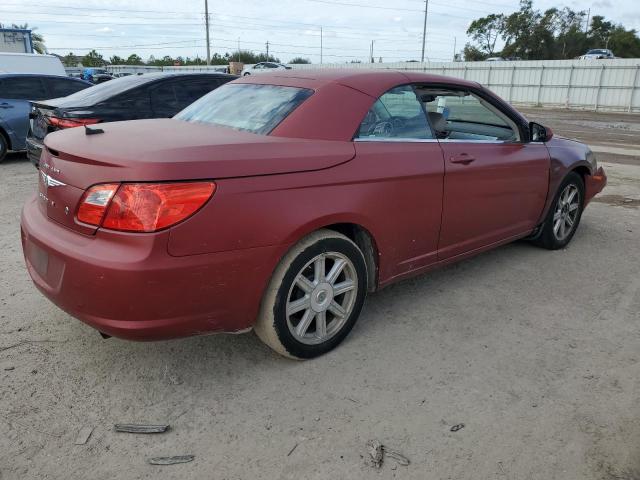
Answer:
391;117;406;129
372;121;393;136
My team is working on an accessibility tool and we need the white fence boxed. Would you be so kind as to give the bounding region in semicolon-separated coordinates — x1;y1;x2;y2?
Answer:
107;59;640;113
292;59;640;113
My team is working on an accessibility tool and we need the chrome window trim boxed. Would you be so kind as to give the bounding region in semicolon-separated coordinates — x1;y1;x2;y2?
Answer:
354;137;439;143
354;138;522;145
438;139;509;144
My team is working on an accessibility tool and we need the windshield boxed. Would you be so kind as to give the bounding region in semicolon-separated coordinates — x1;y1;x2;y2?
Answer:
587;49;608;54
174;83;313;135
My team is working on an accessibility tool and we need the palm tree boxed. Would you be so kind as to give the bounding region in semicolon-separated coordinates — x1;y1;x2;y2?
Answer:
9;23;47;54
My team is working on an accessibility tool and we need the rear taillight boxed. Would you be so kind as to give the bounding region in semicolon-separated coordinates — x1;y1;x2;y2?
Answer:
48;117;100;129
77;183;119;226
77;182;216;232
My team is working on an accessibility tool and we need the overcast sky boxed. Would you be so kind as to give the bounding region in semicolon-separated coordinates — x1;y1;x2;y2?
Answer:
2;0;638;63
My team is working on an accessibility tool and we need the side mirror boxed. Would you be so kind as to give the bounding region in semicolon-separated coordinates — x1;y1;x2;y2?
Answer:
530;122;553;142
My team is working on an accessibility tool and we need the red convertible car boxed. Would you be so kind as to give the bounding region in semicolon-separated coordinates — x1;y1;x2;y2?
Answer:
21;70;606;359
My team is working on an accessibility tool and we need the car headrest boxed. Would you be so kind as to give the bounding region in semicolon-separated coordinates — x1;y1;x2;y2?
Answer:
427;112;448;132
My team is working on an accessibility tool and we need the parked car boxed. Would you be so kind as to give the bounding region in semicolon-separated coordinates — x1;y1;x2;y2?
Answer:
0;52;66;75
0;73;90;162
20;70;606;359
242;62;291;75
580;49;615;59
80;68;113;83
27;72;237;167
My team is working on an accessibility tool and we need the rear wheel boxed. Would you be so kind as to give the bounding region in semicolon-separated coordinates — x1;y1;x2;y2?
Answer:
0;133;8;163
255;230;367;359
533;172;584;250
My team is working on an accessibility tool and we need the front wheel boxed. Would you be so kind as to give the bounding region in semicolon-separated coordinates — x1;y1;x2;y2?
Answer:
255;230;367;359
533;172;585;250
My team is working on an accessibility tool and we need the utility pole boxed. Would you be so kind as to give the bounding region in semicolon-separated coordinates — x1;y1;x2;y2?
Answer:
266;41;270;60
204;0;211;65
421;0;429;62
585;7;591;34
320;26;323;64
237;37;240;62
370;40;374;63
453;36;456;61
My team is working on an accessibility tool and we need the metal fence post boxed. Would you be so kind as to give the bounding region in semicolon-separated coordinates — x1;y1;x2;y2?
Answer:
508;65;516;102
487;64;492;88
628;65;640;113
565;65;574;109
463;65;468;80
594;65;605;111
536;65;544;106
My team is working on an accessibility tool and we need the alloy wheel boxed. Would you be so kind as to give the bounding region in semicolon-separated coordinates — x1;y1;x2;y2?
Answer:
286;252;358;345
553;184;580;241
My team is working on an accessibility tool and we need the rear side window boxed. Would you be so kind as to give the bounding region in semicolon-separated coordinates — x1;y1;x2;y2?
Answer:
46;78;89;98
175;83;313;135
174;79;221;105
358;85;433;140
0;77;48;100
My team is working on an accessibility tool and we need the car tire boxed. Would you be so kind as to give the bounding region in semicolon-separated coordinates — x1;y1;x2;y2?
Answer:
0;132;8;163
533;172;585;250
255;229;368;359
243;72;250;76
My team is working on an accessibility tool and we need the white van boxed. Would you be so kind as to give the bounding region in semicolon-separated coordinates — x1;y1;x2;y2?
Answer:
0;53;66;76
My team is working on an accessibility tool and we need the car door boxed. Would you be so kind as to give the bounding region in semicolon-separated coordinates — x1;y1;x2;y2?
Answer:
0;76;48;151
419;86;549;260
353;84;445;279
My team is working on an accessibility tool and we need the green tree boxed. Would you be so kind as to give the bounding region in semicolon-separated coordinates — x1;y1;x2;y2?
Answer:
289;57;311;64
126;54;143;65
607;27;640;57
109;55;125;65
463;44;488;61
466;14;504;56
62;52;79;67
82;49;105;67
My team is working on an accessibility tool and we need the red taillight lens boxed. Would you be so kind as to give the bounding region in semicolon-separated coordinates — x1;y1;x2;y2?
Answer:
48;117;100;129
77;183;119;226
77;182;215;232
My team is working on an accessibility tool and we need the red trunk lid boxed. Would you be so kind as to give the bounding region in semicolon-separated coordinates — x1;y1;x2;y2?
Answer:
40;118;355;234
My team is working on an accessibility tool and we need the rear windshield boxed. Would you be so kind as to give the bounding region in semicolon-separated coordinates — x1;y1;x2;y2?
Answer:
51;75;159;106
174;83;313;135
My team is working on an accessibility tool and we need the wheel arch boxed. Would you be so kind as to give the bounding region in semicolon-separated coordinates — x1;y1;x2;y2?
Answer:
283;216;380;292
0;125;12;150
571;165;591;184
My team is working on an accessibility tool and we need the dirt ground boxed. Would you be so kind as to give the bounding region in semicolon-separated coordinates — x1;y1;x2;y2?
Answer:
1;108;639;480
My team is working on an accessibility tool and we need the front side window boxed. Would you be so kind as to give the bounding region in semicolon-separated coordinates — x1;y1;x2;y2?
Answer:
175;83;313;135
418;88;520;142
357;85;433;140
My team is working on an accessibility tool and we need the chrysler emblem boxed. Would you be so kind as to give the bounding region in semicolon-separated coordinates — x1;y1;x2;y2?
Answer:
40;170;66;188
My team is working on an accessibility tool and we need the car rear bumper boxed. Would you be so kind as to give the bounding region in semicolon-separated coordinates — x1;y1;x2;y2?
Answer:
26;137;43;168
585;166;607;205
20;194;285;340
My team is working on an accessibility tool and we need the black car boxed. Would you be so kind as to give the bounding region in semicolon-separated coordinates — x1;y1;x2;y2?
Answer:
27;72;237;167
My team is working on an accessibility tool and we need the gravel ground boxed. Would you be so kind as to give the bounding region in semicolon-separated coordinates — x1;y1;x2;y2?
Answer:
1;109;639;480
